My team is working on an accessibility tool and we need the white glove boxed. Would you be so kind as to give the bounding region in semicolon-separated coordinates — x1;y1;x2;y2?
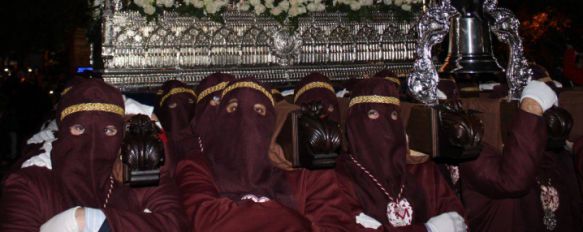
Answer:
21;139;55;170
479;82;500;91
520;80;558;112
27;129;56;145
355;212;382;229
41;206;81;232
425;211;466;232
437;89;448;100
281;89;295;97
336;88;350;98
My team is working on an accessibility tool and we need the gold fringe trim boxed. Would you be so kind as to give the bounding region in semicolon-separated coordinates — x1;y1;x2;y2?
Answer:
349;95;400;108
294;81;335;103
222;81;274;106
197;82;229;103
61;103;124;120
159;87;197;106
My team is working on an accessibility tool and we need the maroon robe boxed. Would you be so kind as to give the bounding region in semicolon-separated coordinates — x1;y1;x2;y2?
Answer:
177;78;356;231
460;110;548;231
335;78;465;231
0;79;187;232
176;156;357;231
1;168;187;231
154;80;197;175
189;72;235;154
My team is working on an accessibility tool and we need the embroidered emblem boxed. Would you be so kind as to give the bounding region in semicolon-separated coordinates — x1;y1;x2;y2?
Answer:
538;178;559;231
446;165;460;185
387;198;413;227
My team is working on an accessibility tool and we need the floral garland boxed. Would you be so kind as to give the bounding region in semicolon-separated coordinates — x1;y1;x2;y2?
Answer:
124;0;421;23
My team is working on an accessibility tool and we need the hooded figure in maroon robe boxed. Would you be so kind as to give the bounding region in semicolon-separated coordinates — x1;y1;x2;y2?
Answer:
335;78;466;231
190;72;235;151
373;70;404;98
0;79;187;232
176;77;356;231
154;80;197;174
458;78;581;232
294;72;340;122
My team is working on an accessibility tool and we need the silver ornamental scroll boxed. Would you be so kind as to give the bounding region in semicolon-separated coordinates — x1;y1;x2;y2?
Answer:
407;0;458;105
483;0;532;100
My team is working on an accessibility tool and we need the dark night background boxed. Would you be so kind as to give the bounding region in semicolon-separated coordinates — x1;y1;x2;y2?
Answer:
0;0;581;167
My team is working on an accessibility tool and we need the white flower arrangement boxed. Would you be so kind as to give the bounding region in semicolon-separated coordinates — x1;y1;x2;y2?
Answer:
126;0;420;22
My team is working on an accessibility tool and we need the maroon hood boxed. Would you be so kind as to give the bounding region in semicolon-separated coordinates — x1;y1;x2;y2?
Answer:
51;79;125;208
294;72;340;122
337;78;426;224
190;73;235;144
154;80;196;134
207;77;295;208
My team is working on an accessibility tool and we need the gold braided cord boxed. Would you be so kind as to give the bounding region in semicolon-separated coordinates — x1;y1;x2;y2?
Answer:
384;77;401;86
349;95;400;108
61;87;72;96
197;82;229;103
222;81;274;106
159;87;197;106
294;81;335;103
460;87;480;92
61;103;124;120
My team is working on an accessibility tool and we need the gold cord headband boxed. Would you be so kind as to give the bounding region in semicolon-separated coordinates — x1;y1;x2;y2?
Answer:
61;87;72;96
294;81;335;103
61;103;124;120
159;87;197;106
197;81;229;103
349;95;400;108
384;77;401;86
222;81;274;106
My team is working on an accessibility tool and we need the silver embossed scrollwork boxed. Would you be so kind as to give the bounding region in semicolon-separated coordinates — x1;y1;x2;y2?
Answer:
407;0;458;105
484;0;532;100
270;27;303;66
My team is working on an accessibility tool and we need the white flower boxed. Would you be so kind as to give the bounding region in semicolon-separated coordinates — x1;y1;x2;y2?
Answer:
254;4;266;15
249;0;260;6
237;1;251;11
394;0;403;6
156;0;174;8
361;0;373;6
289;6;299;17
189;0;204;8
316;3;326;11
265;0;275;8
206;2;219;14
278;0;290;11
307;3;317;12
401;3;411;11
350;1;361;10
271;6;283;15
143;5;156;15
383;0;392;5
297;5;306;14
